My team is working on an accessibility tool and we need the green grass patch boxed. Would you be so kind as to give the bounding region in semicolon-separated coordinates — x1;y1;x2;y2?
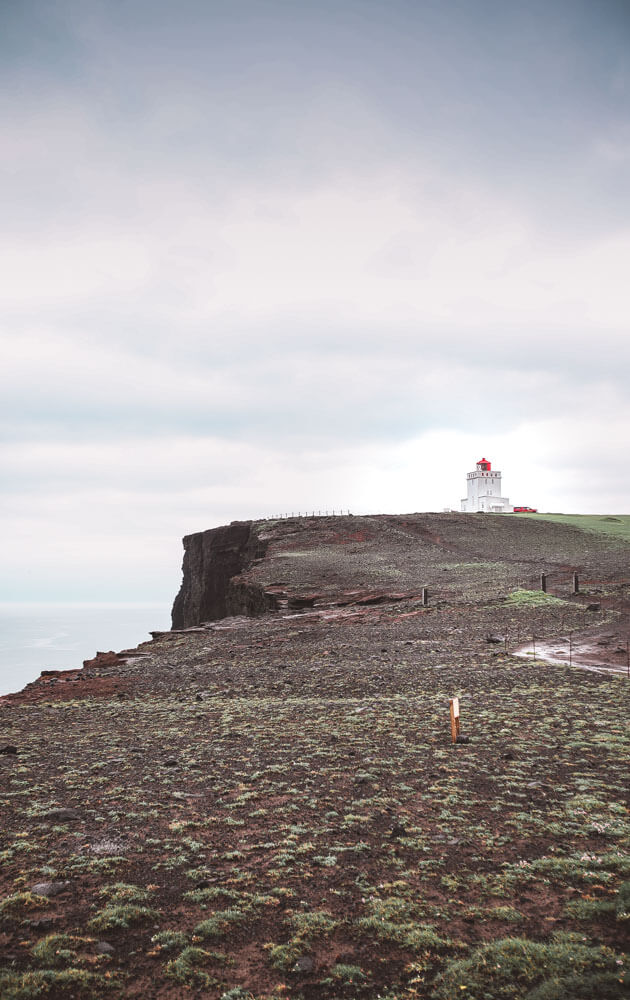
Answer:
514;512;630;544
0;968;110;999
433;934;628;1000
504;588;573;608
88;902;160;931
165;946;220;987
31;934;95;968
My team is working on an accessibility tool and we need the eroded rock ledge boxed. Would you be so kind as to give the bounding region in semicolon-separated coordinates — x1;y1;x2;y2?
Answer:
171;521;269;628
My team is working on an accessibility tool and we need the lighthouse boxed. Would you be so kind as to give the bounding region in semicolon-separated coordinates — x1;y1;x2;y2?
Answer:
461;457;513;513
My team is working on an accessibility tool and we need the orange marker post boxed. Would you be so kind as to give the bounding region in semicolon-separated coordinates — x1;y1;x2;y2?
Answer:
449;697;460;744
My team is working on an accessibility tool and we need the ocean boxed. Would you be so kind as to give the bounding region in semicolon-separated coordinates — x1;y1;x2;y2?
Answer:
0;602;171;698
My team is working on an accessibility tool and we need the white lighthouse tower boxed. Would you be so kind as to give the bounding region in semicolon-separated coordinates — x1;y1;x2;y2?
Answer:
461;457;513;513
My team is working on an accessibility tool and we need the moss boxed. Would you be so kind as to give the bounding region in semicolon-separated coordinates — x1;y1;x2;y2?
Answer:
504;589;573;608
433;935;627;1000
165;946;219;987
31;934;94;968
88;903;160;930
0;968;109;999
0;892;52;920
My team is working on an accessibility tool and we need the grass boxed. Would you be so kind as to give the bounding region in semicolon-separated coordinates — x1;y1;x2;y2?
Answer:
514;512;630;544
165;945;220;987
504;588;575;608
0;968;111;999
321;963;367;985
433;934;628;1000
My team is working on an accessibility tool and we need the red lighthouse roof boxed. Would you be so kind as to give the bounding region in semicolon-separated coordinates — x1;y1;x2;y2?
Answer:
477;457;492;471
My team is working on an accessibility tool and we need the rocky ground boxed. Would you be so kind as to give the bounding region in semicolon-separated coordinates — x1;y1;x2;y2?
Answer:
1;513;628;999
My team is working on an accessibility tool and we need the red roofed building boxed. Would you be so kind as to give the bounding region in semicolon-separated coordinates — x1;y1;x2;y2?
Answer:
461;458;513;513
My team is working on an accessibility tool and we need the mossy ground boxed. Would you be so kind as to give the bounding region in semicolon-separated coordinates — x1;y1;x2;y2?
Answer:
1;514;628;998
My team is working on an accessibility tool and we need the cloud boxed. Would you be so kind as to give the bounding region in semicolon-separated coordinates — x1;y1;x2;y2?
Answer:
1;0;629;601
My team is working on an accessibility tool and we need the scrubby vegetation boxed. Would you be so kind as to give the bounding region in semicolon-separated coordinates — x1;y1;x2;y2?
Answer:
1;512;628;996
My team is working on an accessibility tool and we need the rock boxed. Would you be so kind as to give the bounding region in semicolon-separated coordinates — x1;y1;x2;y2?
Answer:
163;759;178;767
171;522;270;628
292;956;314;974
29;917;54;930
486;635;504;644
390;823;407;838
587;603;601;612
455;734;470;744
0;745;18;754
95;941;115;955
288;595;319;610
37;808;81;822
31;881;72;897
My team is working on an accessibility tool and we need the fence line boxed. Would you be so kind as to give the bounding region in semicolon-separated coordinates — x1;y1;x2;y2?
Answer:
266;510;353;519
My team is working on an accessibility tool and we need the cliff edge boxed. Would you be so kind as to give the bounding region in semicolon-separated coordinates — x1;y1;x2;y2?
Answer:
171;520;270;627
171;511;630;630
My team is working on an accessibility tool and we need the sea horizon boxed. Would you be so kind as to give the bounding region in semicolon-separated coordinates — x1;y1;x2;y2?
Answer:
0;601;171;698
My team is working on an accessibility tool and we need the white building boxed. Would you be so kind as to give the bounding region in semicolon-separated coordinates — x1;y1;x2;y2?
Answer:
461;457;513;513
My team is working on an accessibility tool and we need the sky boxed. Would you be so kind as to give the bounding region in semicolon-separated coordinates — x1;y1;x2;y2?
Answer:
1;0;629;603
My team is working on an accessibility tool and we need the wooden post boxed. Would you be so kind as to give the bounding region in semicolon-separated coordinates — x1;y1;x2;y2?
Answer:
540;573;547;593
449;698;460;744
422;587;429;607
569;632;572;667
572;573;579;594
532;634;536;658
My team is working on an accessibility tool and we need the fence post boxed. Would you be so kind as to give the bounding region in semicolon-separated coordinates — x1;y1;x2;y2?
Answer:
540;573;547;593
572;573;579;594
422;587;429;607
449;698;460;744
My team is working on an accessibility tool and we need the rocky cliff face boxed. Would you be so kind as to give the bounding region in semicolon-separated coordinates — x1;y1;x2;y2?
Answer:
171;521;269;628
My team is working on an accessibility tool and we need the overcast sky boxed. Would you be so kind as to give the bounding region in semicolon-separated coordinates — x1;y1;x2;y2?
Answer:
2;0;629;603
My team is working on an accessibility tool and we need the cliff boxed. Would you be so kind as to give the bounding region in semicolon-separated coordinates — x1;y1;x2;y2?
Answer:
171;521;270;628
170;511;630;630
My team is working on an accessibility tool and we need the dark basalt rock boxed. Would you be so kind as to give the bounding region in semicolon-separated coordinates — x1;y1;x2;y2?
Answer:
31;881;72;897
292;956;314;974
171;521;270;628
37;808;82;822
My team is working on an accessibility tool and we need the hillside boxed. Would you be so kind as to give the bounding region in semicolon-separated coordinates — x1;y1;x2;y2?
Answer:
172;512;630;627
1;513;628;999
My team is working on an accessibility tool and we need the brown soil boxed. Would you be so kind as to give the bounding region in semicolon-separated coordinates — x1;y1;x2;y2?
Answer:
1;514;628;999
